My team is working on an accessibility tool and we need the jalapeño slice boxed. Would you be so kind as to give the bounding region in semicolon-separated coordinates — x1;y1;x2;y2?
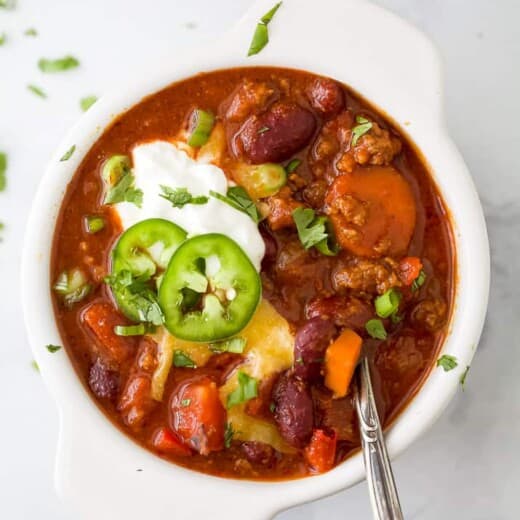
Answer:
110;219;187;321
159;234;261;342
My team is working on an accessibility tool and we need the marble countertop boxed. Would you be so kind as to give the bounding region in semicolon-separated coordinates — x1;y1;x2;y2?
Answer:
0;0;518;518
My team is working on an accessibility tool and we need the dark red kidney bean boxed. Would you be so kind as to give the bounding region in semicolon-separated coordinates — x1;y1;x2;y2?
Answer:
88;358;119;400
306;295;374;333
241;441;277;467
273;371;313;448
307;78;345;118
293;318;337;382
259;223;278;271
239;102;316;164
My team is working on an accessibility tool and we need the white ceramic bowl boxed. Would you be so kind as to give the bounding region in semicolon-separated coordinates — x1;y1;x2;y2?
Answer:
21;0;489;518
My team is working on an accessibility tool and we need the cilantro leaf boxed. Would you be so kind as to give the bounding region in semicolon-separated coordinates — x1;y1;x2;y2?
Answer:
285;158;301;174
46;344;62;353
173;350;196;368
27;84;47;98
24;28;38;37
104;270;164;325
224;422;235;448
104;171;143;207
437;354;458;372
159;186;209;208
209;337;246;354
226;371;258;409
411;269;427;292
38;55;79;73
210;187;261;223
293;207;337;255
60;145;75;161
351;115;373;146
0;33;6;46
460;366;470;389
80;96;98;112
0;152;6;192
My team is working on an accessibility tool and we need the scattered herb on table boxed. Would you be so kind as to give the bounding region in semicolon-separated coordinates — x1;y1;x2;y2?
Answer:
46;344;62;353
38;55;79;73
0;152;6;191
60;145;75;161
24;27;37;37
247;2;282;57
27;84;47;98
80;95;97;111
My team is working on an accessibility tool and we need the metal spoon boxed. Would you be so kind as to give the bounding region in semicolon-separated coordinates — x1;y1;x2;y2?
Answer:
355;356;404;520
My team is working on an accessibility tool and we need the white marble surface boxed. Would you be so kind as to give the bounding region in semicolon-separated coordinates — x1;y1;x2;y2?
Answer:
0;0;518;518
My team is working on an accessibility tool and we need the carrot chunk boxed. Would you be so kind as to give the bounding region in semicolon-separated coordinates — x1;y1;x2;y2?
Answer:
304;428;337;474
326;166;416;257
324;328;362;398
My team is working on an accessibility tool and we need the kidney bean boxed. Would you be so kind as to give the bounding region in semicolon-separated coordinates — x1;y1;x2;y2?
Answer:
239;102;316;164
273;371;313;448
241;441;277;467
307;78;345;118
293;318;337;382
88;358;119;400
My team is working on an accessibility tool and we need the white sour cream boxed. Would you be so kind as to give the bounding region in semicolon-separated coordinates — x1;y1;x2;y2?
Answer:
115;140;265;270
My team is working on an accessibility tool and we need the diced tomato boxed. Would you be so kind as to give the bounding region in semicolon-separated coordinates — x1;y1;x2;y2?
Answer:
170;376;226;455
152;426;192;457
304;428;337;474
81;301;134;365
398;256;423;286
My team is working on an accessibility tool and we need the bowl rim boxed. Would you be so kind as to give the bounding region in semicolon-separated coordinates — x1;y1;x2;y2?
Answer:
21;0;490;518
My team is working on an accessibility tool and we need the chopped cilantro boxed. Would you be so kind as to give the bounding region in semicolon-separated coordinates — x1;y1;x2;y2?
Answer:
224;423;234;448
292;207;337;255
0;152;6;191
226;371;258;409
460;366;470;389
351;115;373;146
173;350;196;368
437;354;458;372
31;360;40;372
80;95;98;112
247;2;282;56
210;186;261;223
411;269;427;292
24;28;38;37
46;344;62;353
209;337;246;354
27;84;47;98
60;145;75;162
104;171;143;207
159;186;209;208
38;55;79;73
0;33;6;46
285;158;301;174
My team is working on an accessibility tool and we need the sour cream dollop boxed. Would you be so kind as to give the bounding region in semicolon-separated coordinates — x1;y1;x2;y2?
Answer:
115;141;265;270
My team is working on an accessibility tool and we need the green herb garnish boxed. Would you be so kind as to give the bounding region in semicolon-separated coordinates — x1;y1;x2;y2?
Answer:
27;84;46;98
292;207;337;255
437;354;458;372
173;350;196;368
0;33;6;46
224;422;234;448
181;398;191;407
247;2;282;56
38;55;79;73
80;95;98;112
84;215;105;234
104;171;143;207
46;344;62;353
460;366;470;389
351;115;373;146
411;269;427;292
160;186;209;208
53;268;91;307
105;270;164;326
226;371;258;409
374;288;402;319
209;337;246;354
187;109;215;147
210;186;261;223
285;158;301;174
0;152;6;192
114;324;146;336
365;319;387;340
31;360;40;372
60;145;75;162
24;28;38;37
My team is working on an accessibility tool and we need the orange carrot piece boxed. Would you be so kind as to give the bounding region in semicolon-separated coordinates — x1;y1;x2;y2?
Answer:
324;328;363;398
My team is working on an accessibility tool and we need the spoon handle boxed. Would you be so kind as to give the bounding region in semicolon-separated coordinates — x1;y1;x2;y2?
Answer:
355;357;404;520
